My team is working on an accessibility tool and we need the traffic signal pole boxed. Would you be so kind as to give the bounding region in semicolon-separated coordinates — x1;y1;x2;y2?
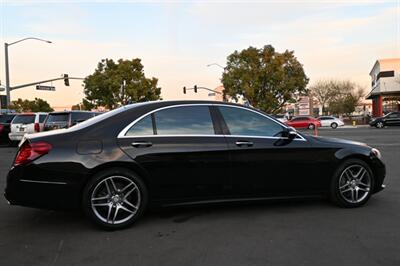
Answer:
183;85;223;95
10;76;83;91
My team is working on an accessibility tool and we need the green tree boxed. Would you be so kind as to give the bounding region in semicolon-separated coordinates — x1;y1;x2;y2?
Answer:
327;80;364;116
10;98;54;112
71;103;83;110
221;45;309;113
83;58;162;109
310;80;337;115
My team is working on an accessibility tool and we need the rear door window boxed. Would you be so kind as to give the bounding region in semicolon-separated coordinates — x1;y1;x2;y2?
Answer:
126;115;154;136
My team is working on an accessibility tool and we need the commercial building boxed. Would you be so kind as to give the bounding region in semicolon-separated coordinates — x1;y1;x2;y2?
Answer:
366;58;400;117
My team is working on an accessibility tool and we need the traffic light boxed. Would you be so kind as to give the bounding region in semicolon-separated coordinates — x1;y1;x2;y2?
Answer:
194;85;197;93
63;74;69;86
183;86;186;94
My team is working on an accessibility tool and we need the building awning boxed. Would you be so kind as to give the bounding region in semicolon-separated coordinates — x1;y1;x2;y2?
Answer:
366;91;400;100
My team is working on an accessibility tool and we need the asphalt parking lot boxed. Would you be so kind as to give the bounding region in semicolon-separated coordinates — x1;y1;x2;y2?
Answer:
0;127;399;266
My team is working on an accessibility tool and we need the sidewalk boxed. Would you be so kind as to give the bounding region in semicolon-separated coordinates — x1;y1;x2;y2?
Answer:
318;124;370;129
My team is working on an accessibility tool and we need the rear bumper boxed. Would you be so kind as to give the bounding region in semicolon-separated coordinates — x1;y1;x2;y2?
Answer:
8;132;25;141
4;167;81;210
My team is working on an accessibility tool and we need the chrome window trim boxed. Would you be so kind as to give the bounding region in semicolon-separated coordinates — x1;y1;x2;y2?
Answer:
117;103;306;141
20;179;67;185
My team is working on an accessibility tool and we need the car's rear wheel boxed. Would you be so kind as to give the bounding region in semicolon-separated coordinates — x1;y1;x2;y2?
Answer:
82;168;148;230
308;123;315;130
376;121;384;128
330;159;374;208
331;122;338;129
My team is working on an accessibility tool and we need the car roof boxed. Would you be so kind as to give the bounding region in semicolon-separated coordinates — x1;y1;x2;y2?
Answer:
49;110;99;114
15;113;35;116
293;116;313;118
124;100;262;111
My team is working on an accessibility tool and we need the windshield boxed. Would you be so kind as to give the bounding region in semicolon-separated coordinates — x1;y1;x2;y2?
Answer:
46;113;69;123
12;115;35;124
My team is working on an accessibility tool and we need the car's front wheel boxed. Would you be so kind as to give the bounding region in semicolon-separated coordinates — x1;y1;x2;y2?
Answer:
330;159;374;208
82;168;148;230
331;122;338;129
376;121;384;128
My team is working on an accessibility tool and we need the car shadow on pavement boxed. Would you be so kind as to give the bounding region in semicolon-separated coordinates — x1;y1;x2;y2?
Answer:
2;198;334;232
148;197;332;223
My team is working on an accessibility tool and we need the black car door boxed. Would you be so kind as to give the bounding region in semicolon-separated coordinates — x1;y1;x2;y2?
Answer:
216;105;323;198
118;105;231;202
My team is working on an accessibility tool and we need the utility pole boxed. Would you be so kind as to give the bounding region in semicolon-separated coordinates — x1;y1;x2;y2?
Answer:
120;80;126;105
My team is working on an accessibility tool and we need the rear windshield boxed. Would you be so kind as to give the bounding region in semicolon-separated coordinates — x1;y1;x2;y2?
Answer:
46;113;69;123
13;115;35;124
0;114;15;123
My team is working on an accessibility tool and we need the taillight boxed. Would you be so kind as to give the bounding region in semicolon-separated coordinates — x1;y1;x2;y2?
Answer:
0;124;4;133
14;141;52;166
34;123;40;132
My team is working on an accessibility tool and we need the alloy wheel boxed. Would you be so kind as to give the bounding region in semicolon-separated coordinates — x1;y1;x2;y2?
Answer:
91;176;141;225
338;165;371;204
308;124;315;130
331;123;338;129
376;122;384;128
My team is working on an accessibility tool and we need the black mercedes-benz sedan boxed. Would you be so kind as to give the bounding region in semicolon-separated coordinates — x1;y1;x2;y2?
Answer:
4;101;386;229
369;112;400;128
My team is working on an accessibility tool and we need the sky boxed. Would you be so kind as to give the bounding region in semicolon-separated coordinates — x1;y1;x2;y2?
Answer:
0;0;399;109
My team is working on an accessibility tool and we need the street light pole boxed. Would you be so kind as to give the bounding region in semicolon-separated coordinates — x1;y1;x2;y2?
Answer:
4;37;52;108
4;43;10;108
206;63;225;70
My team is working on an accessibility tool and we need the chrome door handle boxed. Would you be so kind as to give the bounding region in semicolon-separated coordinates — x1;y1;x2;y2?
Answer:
131;141;153;148
235;141;253;147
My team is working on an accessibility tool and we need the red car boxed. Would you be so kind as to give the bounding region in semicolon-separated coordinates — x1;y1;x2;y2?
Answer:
286;116;321;129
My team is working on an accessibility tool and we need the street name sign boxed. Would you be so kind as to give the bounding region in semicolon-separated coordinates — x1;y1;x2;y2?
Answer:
36;85;55;91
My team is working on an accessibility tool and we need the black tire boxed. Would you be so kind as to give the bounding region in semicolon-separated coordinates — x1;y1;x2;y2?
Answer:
330;159;374;208
308;124;315;130
375;121;384;128
82;168;148;230
331;122;338;129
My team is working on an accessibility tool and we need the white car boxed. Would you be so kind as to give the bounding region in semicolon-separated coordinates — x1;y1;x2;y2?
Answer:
9;112;48;141
318;116;344;129
272;114;288;123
